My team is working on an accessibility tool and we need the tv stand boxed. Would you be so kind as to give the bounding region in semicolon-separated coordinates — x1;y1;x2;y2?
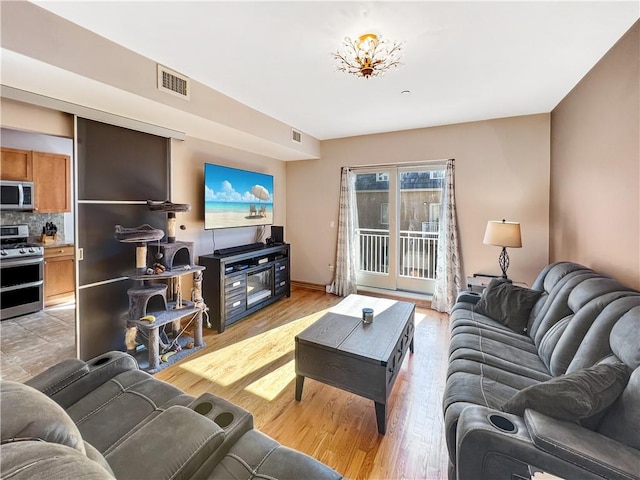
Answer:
199;243;290;333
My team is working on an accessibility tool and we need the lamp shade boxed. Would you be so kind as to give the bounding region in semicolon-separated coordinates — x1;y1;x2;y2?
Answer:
483;220;522;248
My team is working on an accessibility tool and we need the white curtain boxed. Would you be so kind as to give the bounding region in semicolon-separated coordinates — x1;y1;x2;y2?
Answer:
327;167;358;296
431;159;463;313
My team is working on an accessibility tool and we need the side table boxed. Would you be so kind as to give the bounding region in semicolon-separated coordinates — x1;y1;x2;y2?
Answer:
466;275;528;294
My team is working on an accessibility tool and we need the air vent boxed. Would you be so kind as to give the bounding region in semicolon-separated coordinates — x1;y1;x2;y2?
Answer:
291;129;302;143
157;65;190;100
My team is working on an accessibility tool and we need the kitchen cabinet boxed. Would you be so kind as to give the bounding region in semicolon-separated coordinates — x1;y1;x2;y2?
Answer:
0;147;33;181
0;148;71;212
44;245;75;307
33;151;71;213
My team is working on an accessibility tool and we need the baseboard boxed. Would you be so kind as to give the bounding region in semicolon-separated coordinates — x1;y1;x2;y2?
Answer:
45;293;76;308
357;288;432;309
291;280;433;309
291;280;327;292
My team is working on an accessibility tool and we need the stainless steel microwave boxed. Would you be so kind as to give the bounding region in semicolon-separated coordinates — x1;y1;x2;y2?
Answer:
0;180;34;210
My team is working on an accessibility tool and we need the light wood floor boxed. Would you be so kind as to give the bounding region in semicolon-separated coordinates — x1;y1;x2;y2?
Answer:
156;286;451;479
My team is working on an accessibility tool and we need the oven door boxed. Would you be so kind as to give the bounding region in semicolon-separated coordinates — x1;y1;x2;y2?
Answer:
0;256;44;320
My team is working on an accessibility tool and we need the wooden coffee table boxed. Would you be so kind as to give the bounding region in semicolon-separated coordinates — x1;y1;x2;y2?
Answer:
295;294;415;434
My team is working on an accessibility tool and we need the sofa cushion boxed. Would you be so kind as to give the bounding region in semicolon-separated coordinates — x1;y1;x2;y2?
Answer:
444;371;519;413
208;429;342;480
568;297;640;374
501;362;630;420
66;369;192;453
447;359;543;390
448;348;552;382
0;381;85;454
596;367;640;449
0;442;114;480
105;406;225;480
610;306;640;369
475;279;543;334
450;326;538;354
529;271;599;344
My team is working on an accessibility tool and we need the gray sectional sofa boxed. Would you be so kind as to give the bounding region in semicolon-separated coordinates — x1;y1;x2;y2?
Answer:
1;352;342;480
444;262;640;480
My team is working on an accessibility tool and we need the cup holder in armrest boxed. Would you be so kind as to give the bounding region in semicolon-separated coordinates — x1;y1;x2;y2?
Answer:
214;412;234;428
194;402;213;416
488;414;516;433
192;401;235;428
189;396;250;432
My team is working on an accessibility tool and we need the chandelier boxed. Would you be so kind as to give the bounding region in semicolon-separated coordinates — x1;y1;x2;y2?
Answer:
333;33;403;79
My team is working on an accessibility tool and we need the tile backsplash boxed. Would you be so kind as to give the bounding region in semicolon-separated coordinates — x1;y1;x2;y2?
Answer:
0;212;66;241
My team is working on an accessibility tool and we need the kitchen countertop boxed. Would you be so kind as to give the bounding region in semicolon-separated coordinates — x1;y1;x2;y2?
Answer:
44;242;74;248
29;238;74;248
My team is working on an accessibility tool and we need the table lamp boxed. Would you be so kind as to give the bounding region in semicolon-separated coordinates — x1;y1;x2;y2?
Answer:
483;219;522;279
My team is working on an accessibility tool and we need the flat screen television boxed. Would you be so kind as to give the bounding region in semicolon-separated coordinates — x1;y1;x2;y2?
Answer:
204;163;274;230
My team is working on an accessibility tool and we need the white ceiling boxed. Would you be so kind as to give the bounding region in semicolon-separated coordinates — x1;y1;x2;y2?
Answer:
31;1;640;140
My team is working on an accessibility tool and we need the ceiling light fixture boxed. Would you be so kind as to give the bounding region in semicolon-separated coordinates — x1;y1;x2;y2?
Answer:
333;33;403;79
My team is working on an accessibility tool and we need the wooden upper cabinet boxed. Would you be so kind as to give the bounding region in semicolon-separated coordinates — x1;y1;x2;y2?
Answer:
1;147;33;181
32;151;71;213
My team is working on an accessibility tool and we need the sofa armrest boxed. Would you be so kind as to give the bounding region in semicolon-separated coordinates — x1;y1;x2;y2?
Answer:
104;405;225;480
455;291;482;306
524;409;640;480
25;351;138;408
186;393;254;476
456;405;640;480
25;358;90;394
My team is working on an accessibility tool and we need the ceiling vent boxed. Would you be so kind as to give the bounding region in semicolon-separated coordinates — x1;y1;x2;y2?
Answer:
291;129;302;143
157;65;190;100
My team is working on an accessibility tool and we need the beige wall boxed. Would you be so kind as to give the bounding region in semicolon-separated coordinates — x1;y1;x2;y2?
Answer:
1;1;319;161
170;136;286;260
0;98;287;258
550;21;639;290
1;98;73;137
287;114;551;288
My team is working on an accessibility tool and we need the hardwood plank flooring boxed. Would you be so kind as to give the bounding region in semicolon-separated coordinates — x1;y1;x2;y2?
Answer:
156;286;451;479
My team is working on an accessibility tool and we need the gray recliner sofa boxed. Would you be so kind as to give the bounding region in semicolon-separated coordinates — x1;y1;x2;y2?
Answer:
1;352;342;480
444;262;640;480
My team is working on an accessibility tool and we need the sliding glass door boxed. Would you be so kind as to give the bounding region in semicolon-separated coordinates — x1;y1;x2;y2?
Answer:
354;165;444;294
354;169;396;289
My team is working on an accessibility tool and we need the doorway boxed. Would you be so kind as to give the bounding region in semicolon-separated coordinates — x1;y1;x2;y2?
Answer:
353;165;445;294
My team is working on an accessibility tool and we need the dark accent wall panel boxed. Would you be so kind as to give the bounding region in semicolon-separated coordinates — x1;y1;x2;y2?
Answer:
78;280;131;359
77;118;169;201
76;118;169;360
78;203;164;285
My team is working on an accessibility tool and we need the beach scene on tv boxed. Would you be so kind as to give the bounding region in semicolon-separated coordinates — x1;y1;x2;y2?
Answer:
204;164;274;229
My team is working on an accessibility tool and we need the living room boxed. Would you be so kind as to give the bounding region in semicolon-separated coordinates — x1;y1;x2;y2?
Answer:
1;2;639;479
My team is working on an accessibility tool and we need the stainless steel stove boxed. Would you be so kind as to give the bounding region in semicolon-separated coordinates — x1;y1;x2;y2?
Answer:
0;224;45;320
1;224;44;258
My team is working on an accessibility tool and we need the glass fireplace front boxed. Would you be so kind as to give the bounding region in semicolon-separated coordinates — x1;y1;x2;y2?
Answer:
246;266;273;307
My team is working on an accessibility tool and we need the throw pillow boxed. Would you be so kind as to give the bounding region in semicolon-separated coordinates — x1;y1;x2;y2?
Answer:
474;278;542;334
501;362;631;420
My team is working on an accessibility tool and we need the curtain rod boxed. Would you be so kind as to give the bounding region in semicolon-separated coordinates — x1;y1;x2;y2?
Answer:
343;158;453;170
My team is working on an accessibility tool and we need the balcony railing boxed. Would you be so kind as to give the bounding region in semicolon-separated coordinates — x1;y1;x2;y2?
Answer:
356;228;439;280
